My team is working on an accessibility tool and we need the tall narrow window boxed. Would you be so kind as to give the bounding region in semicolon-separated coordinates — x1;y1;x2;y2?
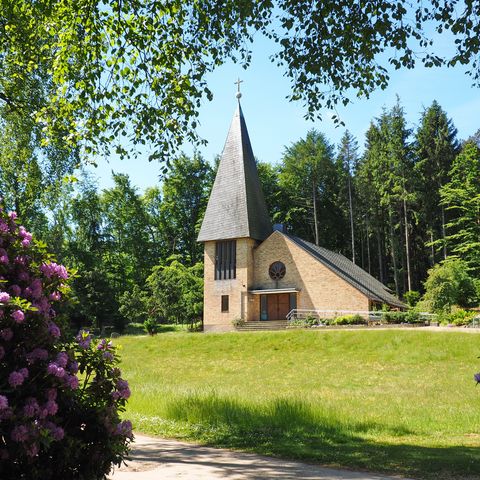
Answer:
221;295;229;312
215;240;236;280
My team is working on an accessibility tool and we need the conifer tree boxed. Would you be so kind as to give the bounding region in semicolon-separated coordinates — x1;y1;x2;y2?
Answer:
440;142;480;274
414;101;459;263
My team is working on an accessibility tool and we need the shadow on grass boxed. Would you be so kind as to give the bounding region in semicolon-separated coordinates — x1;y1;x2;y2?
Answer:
157;393;480;480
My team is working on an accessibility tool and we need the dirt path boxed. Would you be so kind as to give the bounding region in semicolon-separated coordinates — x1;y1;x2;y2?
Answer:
109;434;413;480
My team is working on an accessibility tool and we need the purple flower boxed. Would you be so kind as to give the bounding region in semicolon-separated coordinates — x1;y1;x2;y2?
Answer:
11;310;25;323
15;255;27;265
30;278;42;295
76;330;92;349
18;271;29;282
23;398;39;417
11;425;28;442
113;378;131;400
19;367;29;379
26;348;48;363
0;220;8;234
1;328;13;341
0;291;10;303
114;420;133;438
56;352;68;368
474;372;480;384
97;338;113;351
48;322;61;338
51;426;64;441
8;371;25;387
0;395;8;410
47;363;65;378
103;351;114;361
66;374;79;390
45;400;58;415
8;211;17;221
10;284;21;297
0;254;9;265
18;227;32;246
49;291;61;301
69;361;79;374
40;262;69;280
46;388;57;401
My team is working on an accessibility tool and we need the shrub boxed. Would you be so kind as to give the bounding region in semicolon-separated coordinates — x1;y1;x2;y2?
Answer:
143;317;159;335
405;310;422;324
333;314;366;325
0;206;132;479
420;258;478;312
438;308;477;326
404;290;421;307
232;318;245;328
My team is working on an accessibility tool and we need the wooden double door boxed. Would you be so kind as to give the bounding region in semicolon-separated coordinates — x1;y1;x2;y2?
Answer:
261;293;291;320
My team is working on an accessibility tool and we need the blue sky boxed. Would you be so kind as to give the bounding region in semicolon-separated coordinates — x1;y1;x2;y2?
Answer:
88;33;480;192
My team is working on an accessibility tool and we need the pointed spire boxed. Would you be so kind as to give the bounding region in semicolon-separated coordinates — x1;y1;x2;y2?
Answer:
197;101;272;242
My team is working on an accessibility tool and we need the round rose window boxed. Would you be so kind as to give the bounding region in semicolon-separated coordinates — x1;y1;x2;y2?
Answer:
269;261;286;280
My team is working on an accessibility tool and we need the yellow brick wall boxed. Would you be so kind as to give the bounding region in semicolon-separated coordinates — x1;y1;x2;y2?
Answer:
252;232;369;314
203;238;257;331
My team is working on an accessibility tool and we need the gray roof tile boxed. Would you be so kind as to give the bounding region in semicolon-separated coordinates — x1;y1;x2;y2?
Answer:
198;103;272;242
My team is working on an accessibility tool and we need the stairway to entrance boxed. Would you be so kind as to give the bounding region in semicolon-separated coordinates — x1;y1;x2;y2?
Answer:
235;320;288;331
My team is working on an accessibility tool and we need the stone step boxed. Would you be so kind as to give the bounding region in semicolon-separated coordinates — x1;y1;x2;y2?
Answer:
236;321;288;331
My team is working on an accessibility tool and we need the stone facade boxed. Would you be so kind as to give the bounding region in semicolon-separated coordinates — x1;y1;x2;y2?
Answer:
203;231;370;332
253;232;369;313
203;238;257;332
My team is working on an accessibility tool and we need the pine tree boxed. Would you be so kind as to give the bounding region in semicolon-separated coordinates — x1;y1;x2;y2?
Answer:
414;101;459;263
337;131;359;263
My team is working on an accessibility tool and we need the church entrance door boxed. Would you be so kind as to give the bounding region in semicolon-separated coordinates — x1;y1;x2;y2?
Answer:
267;293;290;320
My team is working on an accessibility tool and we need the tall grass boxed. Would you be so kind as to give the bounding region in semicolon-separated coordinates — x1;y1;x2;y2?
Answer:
116;330;480;479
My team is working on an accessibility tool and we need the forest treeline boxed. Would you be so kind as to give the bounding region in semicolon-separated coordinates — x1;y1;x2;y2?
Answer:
0;99;479;329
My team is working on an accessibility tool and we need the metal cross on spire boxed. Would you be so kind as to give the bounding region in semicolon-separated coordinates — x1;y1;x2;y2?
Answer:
234;78;243;100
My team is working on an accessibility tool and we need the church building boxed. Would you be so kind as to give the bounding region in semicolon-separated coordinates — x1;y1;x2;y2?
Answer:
198;97;404;332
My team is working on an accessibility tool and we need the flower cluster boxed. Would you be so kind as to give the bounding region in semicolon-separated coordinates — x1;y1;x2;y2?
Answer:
0;204;132;479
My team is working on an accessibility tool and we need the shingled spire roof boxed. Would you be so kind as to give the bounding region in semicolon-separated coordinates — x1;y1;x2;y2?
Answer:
197;102;272;242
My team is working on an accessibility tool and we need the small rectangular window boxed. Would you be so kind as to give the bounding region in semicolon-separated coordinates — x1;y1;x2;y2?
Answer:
221;295;229;312
215;240;237;280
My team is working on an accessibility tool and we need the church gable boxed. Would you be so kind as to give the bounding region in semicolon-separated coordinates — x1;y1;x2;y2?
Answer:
253;231;370;313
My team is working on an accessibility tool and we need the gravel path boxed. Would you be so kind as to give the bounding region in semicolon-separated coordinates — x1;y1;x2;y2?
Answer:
109;434;413;480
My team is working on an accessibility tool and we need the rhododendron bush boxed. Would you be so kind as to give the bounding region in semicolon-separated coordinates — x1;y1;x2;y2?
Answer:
0;205;132;479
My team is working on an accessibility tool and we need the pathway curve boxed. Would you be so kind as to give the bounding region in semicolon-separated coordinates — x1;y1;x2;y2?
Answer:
109;434;413;480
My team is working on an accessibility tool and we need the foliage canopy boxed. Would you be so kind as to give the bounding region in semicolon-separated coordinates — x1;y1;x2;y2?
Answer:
1;0;480;160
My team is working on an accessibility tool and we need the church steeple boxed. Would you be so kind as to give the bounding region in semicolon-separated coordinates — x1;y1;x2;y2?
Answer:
197;98;272;242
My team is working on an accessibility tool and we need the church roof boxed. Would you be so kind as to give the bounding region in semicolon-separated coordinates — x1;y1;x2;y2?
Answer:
284;233;406;308
197;102;272;242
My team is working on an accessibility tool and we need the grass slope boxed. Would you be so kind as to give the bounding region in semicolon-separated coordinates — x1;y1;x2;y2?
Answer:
116;330;480;479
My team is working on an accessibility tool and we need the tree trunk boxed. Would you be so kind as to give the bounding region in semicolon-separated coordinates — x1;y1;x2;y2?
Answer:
403;198;412;291
347;176;355;263
389;210;400;297
430;230;435;266
376;228;384;284
441;205;447;259
366;214;371;274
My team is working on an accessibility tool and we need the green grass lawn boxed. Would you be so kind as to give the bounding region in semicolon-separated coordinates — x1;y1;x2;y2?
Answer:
116;330;480;479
